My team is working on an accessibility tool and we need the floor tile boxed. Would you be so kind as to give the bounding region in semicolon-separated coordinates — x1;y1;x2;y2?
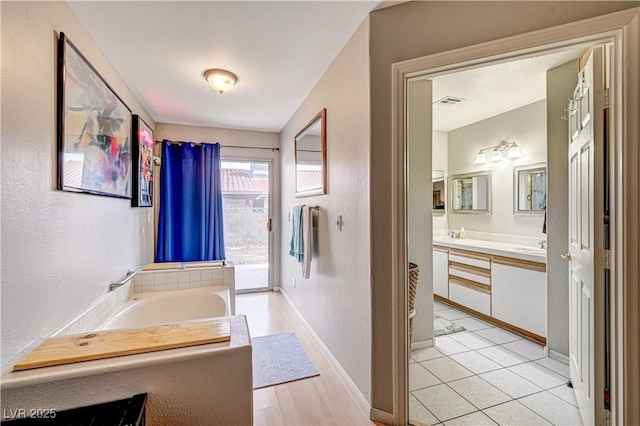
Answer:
519;391;584;425
549;384;579;408
434;336;472;355
449;351;502;374
450;332;495;350
409;393;439;425
477;346;528;367
412;346;446;362
454;317;494;332
474;327;522;345
421;357;474;383
413;384;477;422
509;362;567;389
410;362;442;391
447;376;511;410
501;339;546;360
483;400;552;425
443;411;497;425
437;308;470;321
434;301;449;312
479;369;543;398
535;356;570;378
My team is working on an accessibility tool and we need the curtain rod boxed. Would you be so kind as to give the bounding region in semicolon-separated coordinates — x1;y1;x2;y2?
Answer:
154;139;280;152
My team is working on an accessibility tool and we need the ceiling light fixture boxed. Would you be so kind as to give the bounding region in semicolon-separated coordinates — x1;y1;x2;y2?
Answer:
473;141;521;165
204;69;238;94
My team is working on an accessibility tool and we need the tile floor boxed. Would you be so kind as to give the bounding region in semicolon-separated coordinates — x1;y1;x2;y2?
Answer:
409;301;584;426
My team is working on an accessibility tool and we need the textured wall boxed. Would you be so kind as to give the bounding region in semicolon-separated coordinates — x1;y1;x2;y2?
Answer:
1;1;155;365
369;0;639;413
279;19;372;402
447;101;548;237
546;59;578;357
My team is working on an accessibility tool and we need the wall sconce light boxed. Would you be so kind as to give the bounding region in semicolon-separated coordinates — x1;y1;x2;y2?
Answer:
474;141;521;164
204;69;238;94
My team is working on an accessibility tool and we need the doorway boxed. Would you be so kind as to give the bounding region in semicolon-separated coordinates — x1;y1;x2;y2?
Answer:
390;10;639;426
221;159;272;293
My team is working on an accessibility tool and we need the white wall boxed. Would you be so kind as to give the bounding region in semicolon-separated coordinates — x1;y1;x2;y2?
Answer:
447;101;548;238
433;131;449;233
1;2;155;364
546;59;578;357
279;19;371;402
408;80;434;344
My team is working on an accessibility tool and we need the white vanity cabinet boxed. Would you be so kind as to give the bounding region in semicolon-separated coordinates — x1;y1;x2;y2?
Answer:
433;247;449;298
432;239;547;343
491;258;547;338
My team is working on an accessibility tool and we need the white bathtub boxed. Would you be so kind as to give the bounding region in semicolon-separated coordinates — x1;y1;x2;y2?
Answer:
100;286;232;330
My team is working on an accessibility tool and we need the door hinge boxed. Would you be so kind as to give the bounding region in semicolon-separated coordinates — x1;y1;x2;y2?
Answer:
604;249;611;269
604;88;610;109
267;218;272;232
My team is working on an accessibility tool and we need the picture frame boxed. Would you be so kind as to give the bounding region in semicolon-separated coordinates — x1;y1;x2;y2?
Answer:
131;116;154;207
57;32;132;199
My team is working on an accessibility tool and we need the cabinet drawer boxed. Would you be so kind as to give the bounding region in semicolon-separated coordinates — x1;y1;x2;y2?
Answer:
449;280;491;316
449;263;491;286
449;252;491;270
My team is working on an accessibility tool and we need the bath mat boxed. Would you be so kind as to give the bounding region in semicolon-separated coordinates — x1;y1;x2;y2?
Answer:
434;314;465;336
252;332;319;389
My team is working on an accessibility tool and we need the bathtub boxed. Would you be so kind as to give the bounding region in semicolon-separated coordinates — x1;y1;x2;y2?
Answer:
100;286;232;330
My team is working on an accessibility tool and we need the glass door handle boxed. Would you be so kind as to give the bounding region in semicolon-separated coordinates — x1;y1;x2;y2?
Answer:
267;218;272;232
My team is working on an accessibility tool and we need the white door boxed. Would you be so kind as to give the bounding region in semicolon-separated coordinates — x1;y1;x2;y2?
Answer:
567;46;605;426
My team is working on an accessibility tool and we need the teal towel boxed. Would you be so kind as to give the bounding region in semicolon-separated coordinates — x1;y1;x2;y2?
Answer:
289;205;304;262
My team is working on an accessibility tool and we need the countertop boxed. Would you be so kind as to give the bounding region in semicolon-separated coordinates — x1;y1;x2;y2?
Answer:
433;236;546;263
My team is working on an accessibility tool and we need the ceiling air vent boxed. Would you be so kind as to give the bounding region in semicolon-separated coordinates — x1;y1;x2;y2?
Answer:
434;96;465;106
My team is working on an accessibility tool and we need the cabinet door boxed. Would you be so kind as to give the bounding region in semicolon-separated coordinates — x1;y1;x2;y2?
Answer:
491;263;547;338
433;249;449;298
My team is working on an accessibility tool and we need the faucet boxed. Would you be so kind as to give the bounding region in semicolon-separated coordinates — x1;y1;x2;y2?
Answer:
538;240;547;249
449;231;460;238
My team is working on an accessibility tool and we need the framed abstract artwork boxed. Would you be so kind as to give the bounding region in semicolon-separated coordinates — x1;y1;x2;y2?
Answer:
57;32;132;198
131;115;154;207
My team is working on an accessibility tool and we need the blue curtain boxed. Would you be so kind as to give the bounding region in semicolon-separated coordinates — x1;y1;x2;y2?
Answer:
156;140;225;262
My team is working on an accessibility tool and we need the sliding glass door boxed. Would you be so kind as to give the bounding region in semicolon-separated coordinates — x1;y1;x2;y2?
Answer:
221;160;271;293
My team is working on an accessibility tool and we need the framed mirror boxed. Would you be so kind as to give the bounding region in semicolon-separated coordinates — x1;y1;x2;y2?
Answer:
432;170;445;214
449;170;491;213
514;163;547;214
295;109;326;197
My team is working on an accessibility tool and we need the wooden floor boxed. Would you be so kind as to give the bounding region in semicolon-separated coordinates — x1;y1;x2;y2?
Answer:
236;291;378;426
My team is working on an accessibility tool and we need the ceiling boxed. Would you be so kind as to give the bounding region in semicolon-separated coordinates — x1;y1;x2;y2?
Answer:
429;47;587;131
66;1;379;133
68;2;588;135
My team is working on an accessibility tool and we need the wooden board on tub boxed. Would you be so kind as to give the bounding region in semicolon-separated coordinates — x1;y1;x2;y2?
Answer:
142;262;183;271
12;318;231;371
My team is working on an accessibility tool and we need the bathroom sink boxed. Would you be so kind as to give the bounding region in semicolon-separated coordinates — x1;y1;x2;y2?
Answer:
512;246;546;254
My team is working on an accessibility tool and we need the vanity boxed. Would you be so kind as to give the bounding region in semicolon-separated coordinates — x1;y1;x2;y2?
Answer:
433;236;547;344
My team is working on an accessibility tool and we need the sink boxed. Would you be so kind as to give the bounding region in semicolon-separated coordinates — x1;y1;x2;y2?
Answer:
512;246;546;254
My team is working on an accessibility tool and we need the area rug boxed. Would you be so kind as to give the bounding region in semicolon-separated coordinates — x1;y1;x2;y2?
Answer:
252;332;320;389
434;314;465;336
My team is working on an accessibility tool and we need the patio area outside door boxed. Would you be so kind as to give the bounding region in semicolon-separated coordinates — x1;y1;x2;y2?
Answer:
222;160;271;293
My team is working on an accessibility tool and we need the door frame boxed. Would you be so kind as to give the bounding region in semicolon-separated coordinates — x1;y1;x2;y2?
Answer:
390;8;639;425
221;156;275;294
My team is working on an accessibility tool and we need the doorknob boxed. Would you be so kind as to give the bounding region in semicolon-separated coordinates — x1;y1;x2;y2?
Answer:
561;253;572;261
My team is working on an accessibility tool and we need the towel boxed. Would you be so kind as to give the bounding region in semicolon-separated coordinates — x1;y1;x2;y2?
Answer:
289;205;304;262
302;205;312;279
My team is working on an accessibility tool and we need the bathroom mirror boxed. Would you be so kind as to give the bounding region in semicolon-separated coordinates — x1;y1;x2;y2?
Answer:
449;171;491;213
514;163;547;213
432;170;445;214
295;109;326;197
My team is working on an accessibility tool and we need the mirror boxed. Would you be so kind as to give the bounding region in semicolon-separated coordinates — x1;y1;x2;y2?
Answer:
295;109;326;197
514;163;547;213
432;170;445;214
450;171;491;213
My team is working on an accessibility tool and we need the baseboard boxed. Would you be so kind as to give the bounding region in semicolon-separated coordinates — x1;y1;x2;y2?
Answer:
279;288;371;416
370;407;394;424
410;339;433;351
272;286;281;292
547;348;570;364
